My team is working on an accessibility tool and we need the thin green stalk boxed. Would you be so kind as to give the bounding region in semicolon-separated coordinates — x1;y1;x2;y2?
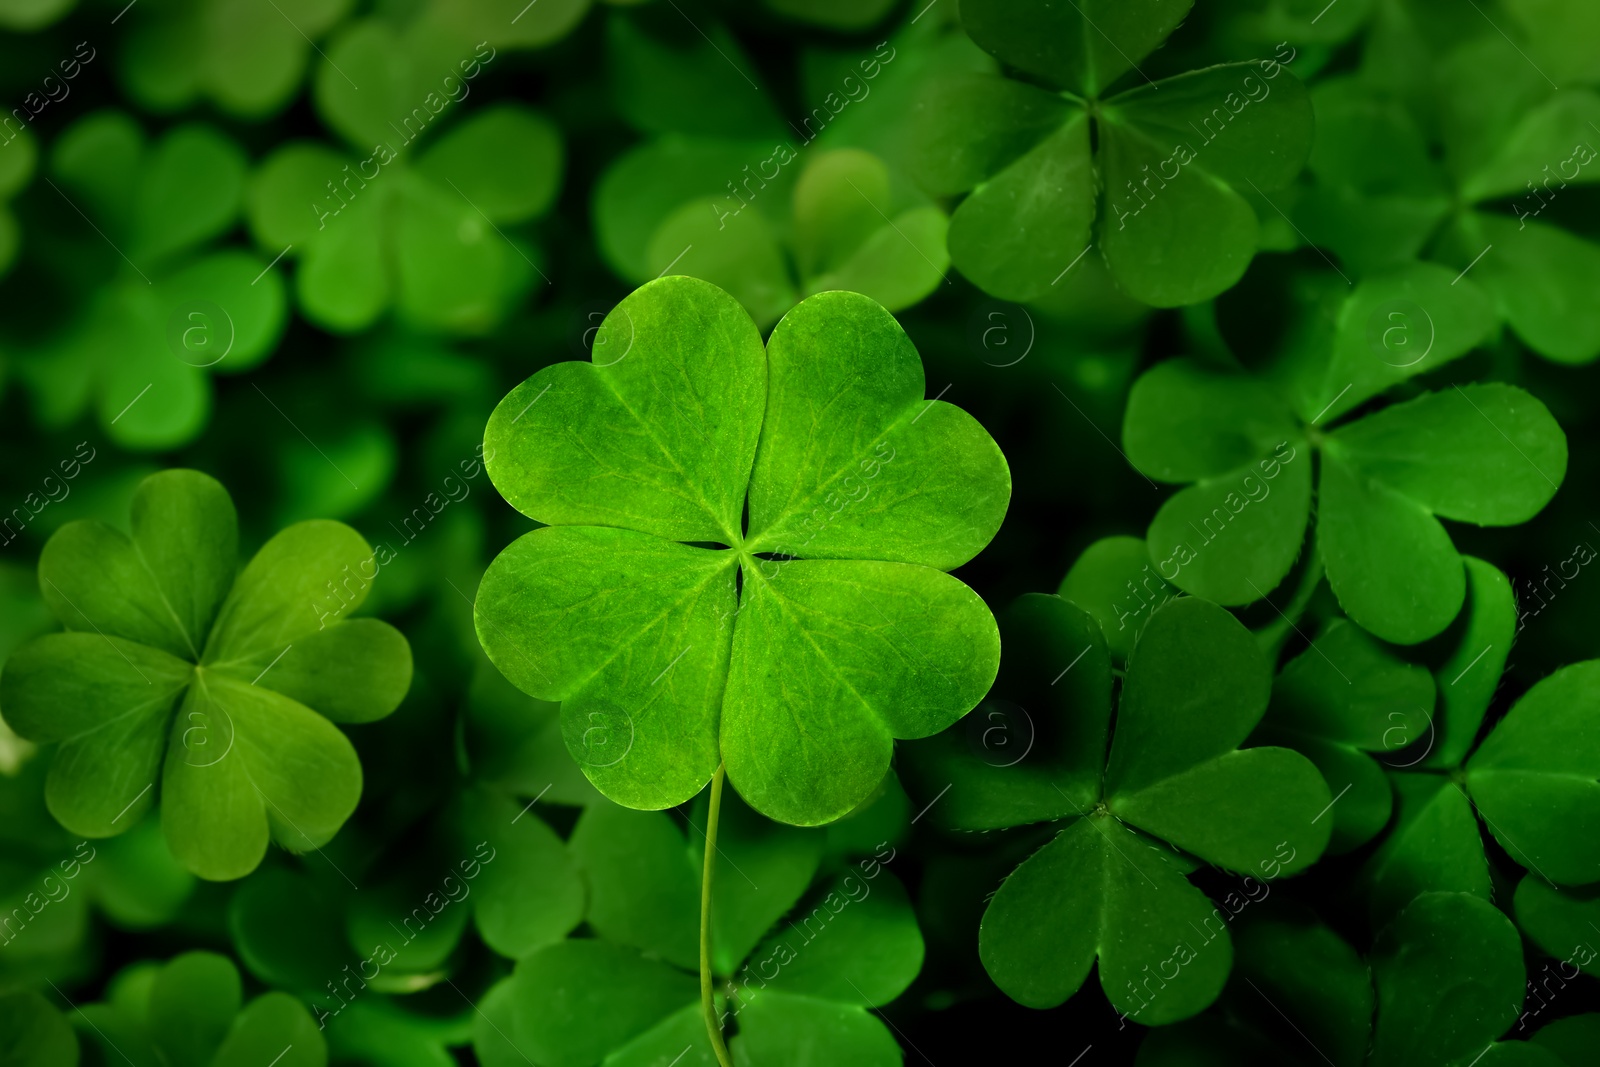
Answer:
701;763;735;1067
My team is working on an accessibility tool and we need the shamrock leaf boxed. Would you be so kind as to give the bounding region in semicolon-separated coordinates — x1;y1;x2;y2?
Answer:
72;952;327;1067
13;112;285;450
1370;892;1525;1067
1512;876;1600;982
488;801;917;1067
247;22;561;334
1056;534;1179;661
0;470;412;881
908;594;1329;1021
914;0;1313;305
1124;351;1565;642
118;0;353;118
1252;617;1435;853
475;278;1008;825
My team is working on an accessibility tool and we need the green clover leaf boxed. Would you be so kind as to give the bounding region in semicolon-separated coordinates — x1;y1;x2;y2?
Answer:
475;277;1008;826
0;991;78;1067
599;142;948;328
906;594;1329;1021
1123;345;1566;643
483;800;918;1067
118;0;353;119
12;112;285;451
0;470;412;881
1252;616;1436;853
0;125;35;280
1135;905;1373;1067
246;20;562;335
913;0;1313;305
71;952;327;1067
1370;892;1526;1067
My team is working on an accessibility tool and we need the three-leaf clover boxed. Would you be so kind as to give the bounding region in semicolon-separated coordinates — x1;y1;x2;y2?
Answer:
914;0;1313;305
72;951;327;1067
1123;310;1567;641
1295;36;1600;363
118;0;353;118
475;276;1009;826
15;111;286;450
0;470;412;881
247;20;562;334
906;593;1330;1022
479;799;920;1066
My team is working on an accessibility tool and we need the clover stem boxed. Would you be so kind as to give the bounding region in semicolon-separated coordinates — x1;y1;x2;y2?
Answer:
701;762;735;1067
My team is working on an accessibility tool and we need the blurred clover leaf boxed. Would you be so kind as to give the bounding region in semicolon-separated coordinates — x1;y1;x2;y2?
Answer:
247;20;562;334
1123;327;1566;641
0;990;77;1066
478;799;918;1067
15;110;286;451
0;126;35;280
905;593;1330;1022
1296;39;1600;364
476;278;1008;826
599;143;948;328
0;469;412;881
72;951;327;1067
913;0;1313;305
1138;892;1541;1067
1368;892;1531;1067
229;791;582;1005
1135;905;1373;1067
118;0;353;118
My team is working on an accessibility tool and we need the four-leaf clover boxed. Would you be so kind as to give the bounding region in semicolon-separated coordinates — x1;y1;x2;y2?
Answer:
0;470;412;881
475;276;1009;825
